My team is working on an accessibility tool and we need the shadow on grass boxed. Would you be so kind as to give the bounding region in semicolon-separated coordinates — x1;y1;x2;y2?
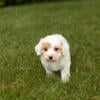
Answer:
0;0;84;8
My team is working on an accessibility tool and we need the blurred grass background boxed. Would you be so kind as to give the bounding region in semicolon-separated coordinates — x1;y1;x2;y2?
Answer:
0;0;100;99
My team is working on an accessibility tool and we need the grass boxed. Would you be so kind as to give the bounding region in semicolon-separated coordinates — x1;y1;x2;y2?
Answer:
0;0;100;99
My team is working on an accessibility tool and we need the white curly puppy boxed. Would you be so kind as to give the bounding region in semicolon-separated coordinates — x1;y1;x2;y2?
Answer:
35;34;71;83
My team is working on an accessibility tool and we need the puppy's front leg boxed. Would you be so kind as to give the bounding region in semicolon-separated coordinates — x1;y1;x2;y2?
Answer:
44;66;54;76
46;70;53;75
61;67;70;83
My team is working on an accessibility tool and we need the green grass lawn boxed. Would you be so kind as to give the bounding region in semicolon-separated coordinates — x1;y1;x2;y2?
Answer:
0;0;100;99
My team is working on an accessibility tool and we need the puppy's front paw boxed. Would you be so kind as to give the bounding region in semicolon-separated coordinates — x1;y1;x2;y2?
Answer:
46;70;54;77
62;75;70;83
61;71;70;83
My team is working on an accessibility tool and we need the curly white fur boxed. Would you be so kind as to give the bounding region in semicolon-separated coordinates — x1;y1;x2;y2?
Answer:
35;34;71;83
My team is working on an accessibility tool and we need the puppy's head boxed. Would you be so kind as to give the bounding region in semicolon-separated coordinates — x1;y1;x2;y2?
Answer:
35;34;69;62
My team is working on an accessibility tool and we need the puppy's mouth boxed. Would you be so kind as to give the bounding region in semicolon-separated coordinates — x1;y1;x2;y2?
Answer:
47;59;56;62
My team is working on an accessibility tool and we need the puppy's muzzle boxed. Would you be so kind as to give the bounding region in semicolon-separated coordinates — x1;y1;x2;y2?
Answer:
48;56;56;62
49;56;53;60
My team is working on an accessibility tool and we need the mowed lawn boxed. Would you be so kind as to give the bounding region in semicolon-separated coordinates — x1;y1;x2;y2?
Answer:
0;0;100;99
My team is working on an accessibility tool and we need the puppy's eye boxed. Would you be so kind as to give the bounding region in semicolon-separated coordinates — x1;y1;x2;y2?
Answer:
44;48;48;51
54;48;59;51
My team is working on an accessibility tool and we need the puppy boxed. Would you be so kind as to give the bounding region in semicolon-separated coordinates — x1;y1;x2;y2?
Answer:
35;34;71;83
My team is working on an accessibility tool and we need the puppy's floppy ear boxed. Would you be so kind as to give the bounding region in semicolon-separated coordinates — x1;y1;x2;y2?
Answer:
62;41;70;56
59;35;70;56
35;39;43;56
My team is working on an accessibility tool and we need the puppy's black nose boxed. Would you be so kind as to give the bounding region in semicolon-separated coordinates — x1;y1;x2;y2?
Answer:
49;56;53;60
